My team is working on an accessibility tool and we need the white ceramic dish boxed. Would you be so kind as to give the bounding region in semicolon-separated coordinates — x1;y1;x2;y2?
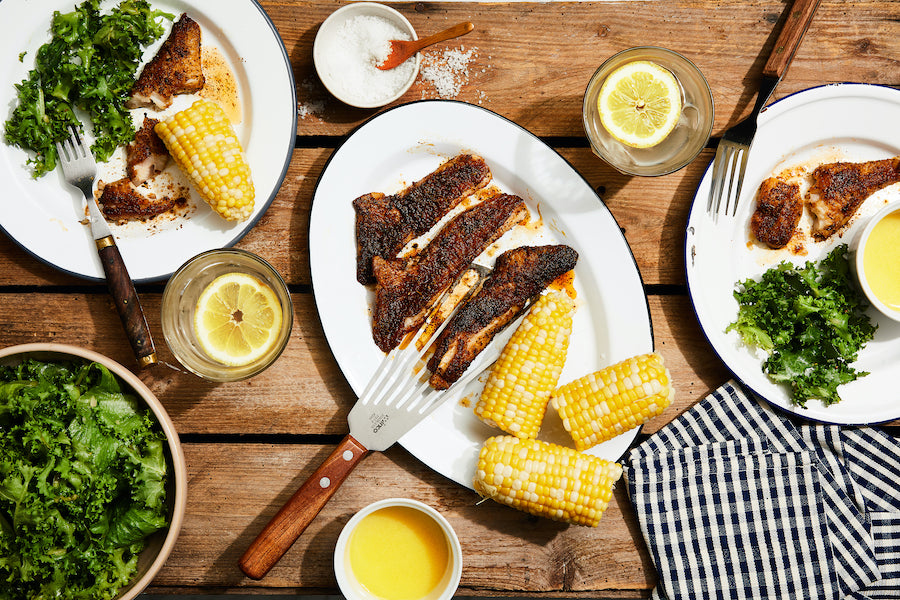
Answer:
334;498;462;600
309;100;653;490
0;0;296;282
686;83;900;424
0;342;187;600
851;200;900;323
313;2;420;109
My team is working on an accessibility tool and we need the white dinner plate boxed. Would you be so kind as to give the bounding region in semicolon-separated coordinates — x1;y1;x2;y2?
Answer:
686;83;900;425
0;0;296;282
309;100;654;489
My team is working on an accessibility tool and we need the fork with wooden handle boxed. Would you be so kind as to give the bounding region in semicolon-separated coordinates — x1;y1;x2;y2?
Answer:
706;0;821;217
55;128;158;368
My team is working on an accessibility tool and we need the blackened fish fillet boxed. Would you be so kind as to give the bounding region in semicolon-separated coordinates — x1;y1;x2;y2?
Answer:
427;244;578;390
126;117;168;186
99;178;185;222
372;193;528;352
127;14;205;110
354;154;492;284
750;176;802;249
808;157;900;240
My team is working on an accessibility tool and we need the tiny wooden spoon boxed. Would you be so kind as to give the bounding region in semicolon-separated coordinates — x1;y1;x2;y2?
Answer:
377;21;474;70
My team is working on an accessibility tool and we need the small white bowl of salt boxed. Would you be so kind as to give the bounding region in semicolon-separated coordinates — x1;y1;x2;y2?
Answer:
313;2;419;109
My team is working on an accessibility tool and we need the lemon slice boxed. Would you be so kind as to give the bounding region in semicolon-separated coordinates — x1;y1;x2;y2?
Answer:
194;273;283;367
596;60;683;148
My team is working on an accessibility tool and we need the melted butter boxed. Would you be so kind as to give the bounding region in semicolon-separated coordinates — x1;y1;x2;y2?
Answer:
348;506;450;600
863;210;900;312
200;45;242;124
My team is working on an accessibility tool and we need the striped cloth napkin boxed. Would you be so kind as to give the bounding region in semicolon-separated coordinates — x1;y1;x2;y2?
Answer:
624;381;900;600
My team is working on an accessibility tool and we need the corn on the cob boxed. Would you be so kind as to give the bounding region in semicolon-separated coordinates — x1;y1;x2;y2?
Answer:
473;435;622;526
474;291;576;439
155;99;255;221
551;352;674;451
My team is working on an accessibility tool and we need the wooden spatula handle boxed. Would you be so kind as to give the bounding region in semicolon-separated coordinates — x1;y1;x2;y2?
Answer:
238;434;369;580
762;0;821;79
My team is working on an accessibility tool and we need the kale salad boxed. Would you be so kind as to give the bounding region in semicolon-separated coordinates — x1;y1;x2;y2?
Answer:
727;244;877;407
3;0;173;178
0;358;169;600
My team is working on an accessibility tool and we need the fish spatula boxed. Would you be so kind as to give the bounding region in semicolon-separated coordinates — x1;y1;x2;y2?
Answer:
238;267;498;580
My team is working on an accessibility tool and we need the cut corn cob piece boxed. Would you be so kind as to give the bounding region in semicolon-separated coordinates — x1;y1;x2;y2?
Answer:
473;435;622;526
474;290;575;439
155;99;255;221
551;352;674;451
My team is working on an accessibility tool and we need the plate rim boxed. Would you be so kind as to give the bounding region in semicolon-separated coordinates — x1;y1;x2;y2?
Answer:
685;82;900;425
308;98;654;485
0;0;297;283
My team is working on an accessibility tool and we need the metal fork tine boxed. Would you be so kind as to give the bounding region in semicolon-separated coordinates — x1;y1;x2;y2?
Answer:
70;126;83;150
713;146;728;215
55;138;70;163
730;149;750;216
395;377;437;412
360;263;494;409
361;288;463;408
721;154;735;216
360;339;425;406
706;144;728;214
724;147;745;216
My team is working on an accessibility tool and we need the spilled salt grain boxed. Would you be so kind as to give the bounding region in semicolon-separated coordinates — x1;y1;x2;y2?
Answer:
318;15;417;106
298;100;325;119
420;47;477;99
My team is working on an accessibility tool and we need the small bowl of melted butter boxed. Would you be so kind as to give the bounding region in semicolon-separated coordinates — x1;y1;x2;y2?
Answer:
334;498;462;600
852;200;900;322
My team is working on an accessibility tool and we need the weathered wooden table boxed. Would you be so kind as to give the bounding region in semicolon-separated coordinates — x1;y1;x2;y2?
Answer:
2;1;898;597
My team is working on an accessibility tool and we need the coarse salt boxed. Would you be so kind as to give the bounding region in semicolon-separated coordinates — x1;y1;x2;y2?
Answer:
319;15;416;106
298;100;325;119
420;47;477;99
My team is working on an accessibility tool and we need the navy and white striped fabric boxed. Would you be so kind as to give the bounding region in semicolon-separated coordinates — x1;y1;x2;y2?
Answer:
625;381;900;600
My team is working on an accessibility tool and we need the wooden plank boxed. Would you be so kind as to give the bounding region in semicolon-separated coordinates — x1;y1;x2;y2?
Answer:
0;145;703;287
265;1;900;137
0;292;735;435
147;443;655;594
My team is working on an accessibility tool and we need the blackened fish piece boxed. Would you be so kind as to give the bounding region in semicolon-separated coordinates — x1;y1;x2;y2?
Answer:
750;176;802;249
427;244;578;390
371;193;528;352
354;154;492;284
809;157;900;240
99;178;185;222
127;14;205;110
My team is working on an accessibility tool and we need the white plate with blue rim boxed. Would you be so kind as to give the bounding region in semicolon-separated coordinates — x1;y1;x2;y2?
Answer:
0;0;296;282
686;83;900;425
309;99;654;489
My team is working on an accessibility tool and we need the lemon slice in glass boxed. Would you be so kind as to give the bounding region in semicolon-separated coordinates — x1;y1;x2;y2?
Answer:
597;60;683;148
194;273;283;367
